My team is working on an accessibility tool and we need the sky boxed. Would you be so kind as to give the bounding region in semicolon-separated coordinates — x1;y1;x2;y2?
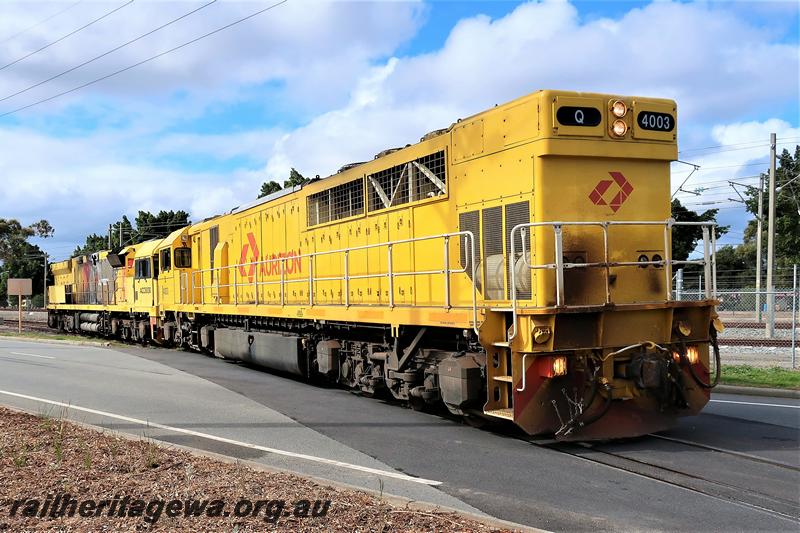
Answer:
0;0;797;260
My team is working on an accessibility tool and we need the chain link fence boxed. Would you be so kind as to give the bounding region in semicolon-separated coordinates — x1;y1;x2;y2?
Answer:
674;265;798;369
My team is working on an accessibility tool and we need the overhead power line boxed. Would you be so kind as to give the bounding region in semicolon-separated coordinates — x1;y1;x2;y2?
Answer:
0;1;84;44
0;0;218;104
678;137;800;155
0;0;288;118
0;0;134;73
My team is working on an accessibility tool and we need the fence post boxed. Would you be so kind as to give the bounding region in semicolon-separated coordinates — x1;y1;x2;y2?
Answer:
792;264;797;369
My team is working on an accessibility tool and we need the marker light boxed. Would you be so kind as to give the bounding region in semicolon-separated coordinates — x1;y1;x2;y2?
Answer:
538;355;568;378
673;346;700;365
611;100;627;118
686;346;699;365
612;119;628;137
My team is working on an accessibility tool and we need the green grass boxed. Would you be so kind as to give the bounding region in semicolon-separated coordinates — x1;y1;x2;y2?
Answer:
720;365;800;390
0;331;75;341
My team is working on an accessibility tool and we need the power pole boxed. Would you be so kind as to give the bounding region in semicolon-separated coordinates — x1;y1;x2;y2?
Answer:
108;224;112;249
766;133;777;337
119;222;123;248
755;174;764;321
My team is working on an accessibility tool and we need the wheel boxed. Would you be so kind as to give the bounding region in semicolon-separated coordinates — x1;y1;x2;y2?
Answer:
463;413;489;429
409;396;426;412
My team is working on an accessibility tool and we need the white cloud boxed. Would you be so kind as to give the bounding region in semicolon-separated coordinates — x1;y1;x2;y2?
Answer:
0;0;797;259
0;0;424;116
263;0;799;178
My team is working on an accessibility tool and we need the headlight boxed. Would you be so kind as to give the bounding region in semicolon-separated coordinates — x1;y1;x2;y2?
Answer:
612;119;628;137
676;320;692;337
611;100;627;118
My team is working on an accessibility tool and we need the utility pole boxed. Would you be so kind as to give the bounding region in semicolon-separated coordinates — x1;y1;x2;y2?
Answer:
108;224;112;249
766;133;777;337
756;173;764;321
119;222;123;248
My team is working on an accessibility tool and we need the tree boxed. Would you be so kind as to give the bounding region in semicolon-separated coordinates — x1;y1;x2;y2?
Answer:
133;210;190;243
0;218;53;306
1;242;47;307
259;180;282;198
742;145;800;268
258;168;310;198
73;216;132;256
73;210;190;257
0;218;54;264
670;199;728;261
283;168;309;188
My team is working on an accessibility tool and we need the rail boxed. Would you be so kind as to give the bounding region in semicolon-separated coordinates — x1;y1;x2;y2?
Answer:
508;220;718;340
185;231;479;334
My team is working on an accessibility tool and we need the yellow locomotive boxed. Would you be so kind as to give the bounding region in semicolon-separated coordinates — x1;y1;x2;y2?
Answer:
47;89;721;440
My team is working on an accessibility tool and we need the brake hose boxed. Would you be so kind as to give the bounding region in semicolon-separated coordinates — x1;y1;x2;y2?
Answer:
556;379;612;438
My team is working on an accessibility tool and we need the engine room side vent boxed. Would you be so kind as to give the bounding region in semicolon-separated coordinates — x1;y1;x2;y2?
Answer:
367;150;446;212
481;206;504;300
307;178;365;227
505;201;531;300
458;210;479;280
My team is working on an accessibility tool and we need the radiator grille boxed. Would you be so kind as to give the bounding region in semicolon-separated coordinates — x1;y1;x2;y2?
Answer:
505;201;531;299
482;206;503;299
368;150;446;212
307;178;364;227
459;210;479;280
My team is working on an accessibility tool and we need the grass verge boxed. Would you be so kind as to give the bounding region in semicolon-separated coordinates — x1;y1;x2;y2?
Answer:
720;365;800;390
0;331;76;341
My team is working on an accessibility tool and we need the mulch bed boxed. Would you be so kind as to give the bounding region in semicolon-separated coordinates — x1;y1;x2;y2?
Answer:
0;407;513;532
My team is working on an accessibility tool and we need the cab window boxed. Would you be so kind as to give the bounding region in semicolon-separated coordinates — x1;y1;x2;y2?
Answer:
174;247;192;268
160;249;171;273
134;258;151;279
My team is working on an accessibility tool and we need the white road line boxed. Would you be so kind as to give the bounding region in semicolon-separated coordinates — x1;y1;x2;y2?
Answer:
0;389;441;486
8;351;55;360
710;399;800;409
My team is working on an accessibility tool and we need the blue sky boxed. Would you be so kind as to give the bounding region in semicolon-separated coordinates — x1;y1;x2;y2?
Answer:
0;0;797;259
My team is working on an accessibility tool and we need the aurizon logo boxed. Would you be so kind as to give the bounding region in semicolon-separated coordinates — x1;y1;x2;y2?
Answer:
238;232;302;280
588;171;633;213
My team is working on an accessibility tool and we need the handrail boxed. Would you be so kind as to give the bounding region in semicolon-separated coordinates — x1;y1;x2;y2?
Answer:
508;219;717;340
187;231;479;334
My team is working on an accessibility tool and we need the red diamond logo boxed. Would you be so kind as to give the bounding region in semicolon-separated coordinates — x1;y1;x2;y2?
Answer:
238;232;260;280
589;171;633;213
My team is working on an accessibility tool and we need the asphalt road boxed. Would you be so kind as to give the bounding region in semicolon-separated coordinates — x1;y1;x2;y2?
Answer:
0;338;798;532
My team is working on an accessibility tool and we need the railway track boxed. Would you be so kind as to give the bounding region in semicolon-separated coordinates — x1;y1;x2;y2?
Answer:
718;337;795;348
0;318;51;333
724;321;796;330
539;436;800;524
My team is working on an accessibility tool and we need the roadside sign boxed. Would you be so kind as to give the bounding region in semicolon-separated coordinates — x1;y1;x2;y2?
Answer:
7;278;32;333
8;278;32;296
